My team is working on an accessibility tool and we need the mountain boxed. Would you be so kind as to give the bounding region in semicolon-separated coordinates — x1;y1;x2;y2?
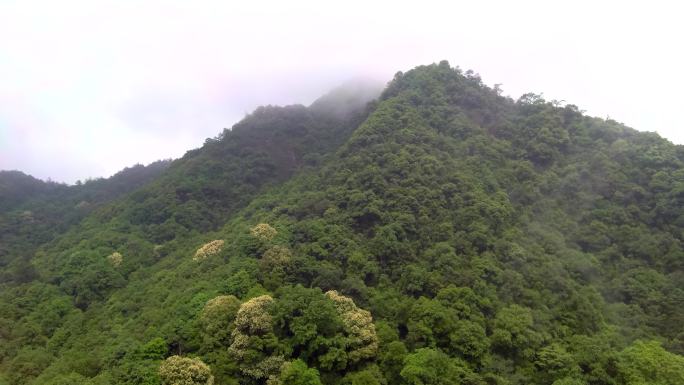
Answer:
0;162;171;283
1;62;683;385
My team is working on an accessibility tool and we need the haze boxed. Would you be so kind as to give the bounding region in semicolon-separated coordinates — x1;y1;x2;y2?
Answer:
1;0;682;184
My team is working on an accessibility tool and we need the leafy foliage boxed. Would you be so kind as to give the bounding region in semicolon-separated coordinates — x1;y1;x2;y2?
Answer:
1;62;684;385
159;356;214;385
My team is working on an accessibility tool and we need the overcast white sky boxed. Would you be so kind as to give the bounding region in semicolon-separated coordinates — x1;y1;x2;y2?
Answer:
1;0;682;184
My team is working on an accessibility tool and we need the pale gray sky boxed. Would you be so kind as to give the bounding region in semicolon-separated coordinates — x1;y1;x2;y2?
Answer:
1;0;682;183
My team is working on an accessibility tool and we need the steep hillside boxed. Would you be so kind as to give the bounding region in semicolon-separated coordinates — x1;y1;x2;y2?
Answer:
0;162;171;283
1;62;683;385
0;82;379;384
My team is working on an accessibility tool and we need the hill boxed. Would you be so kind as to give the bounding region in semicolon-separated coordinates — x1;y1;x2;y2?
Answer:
0;162;171;283
1;62;683;385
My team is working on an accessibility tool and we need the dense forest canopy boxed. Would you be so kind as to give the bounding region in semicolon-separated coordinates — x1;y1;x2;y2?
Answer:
1;62;683;385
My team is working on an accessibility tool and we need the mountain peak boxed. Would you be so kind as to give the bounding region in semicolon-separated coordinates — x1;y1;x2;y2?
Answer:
309;77;384;118
2;62;684;385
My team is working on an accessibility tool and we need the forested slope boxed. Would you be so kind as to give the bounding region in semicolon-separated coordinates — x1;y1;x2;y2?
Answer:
0;162;171;284
1;62;683;385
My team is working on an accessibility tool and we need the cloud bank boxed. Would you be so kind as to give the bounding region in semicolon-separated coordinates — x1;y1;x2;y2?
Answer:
1;0;682;183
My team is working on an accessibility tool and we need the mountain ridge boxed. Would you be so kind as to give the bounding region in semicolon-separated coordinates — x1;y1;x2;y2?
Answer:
1;61;684;385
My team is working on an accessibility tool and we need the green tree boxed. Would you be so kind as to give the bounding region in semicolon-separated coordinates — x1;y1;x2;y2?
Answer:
491;305;541;359
199;295;241;347
617;340;684;385
341;365;386;385
279;360;323;385
400;348;482;385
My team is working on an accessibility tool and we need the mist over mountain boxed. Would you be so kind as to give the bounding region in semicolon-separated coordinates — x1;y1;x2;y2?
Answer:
1;62;683;385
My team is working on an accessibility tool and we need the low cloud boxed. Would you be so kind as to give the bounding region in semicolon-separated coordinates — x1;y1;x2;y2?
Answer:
1;0;682;183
